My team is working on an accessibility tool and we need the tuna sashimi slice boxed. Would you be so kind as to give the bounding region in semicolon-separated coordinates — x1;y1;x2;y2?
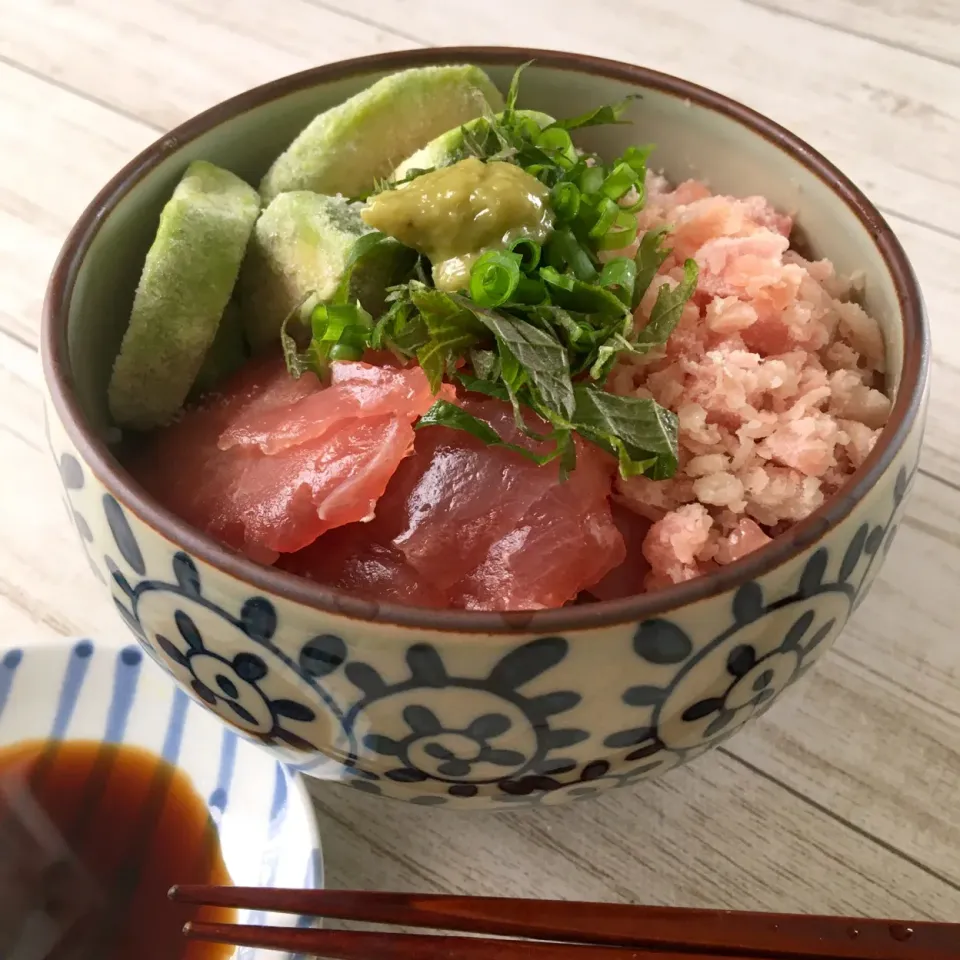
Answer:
128;354;436;560
585;502;652;602
391;397;572;590
282;395;625;611
219;361;445;454
453;447;625;610
203;351;322;424
224;413;415;555
277;521;448;609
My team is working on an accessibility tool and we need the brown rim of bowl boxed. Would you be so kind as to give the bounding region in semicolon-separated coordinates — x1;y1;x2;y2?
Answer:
42;46;928;636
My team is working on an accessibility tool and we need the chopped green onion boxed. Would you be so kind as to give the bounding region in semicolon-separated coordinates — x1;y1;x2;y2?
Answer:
595;210;640;250
588;197;621;238
621;144;654;173
328;343;364;361
535;126;576;165
597;226;639;251
540;266;629;316
508;237;542;271
530;164;563;189
600;162;639;201
550;182;581;223
548;228;598;282
468;250;522;307
513;276;548;304
579;165;605;195
621;189;646;214
543;235;567;272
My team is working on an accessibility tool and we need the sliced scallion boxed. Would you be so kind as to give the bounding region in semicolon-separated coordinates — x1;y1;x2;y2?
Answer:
468;250;522;308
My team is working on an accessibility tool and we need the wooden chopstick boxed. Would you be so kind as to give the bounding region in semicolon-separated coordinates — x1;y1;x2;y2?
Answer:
170;888;959;960
183;921;789;960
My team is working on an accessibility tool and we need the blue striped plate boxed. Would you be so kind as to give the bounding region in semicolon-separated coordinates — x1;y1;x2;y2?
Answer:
0;636;323;960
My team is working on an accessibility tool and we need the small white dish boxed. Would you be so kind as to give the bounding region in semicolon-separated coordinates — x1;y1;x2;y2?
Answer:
0;635;323;960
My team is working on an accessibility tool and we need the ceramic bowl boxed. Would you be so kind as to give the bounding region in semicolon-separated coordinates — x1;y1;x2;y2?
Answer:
0;636;322;959
42;48;929;810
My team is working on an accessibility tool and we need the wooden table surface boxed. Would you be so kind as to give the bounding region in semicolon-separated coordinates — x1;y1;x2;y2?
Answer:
2;0;958;921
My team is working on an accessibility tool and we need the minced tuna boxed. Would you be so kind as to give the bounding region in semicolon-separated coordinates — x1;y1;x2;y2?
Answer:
607;174;890;591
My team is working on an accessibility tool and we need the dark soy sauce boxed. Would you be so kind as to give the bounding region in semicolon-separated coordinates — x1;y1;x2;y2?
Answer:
0;739;234;960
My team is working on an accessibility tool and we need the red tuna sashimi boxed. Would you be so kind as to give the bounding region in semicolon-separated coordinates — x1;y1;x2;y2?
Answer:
454;453;625;610
278;517;448;609
281;396;625;610
128;354;440;561
219;362;446;454
391;398;581;590
583;502;652;602
277;454;445;607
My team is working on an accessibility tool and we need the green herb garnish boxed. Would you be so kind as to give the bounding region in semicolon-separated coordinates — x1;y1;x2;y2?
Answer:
571;385;678;479
280;292;326;379
288;64;700;480
408;283;486;392
546;96;641;132
416;398;561;467
632;225;672;309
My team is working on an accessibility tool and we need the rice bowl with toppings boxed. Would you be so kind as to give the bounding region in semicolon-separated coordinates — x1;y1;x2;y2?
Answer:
74;61;891;612
41;47;928;807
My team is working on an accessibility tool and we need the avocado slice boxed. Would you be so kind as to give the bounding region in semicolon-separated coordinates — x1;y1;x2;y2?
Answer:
191;298;247;398
259;65;504;202
391;109;555;181
108;160;260;430
239;191;373;350
240;193;424;350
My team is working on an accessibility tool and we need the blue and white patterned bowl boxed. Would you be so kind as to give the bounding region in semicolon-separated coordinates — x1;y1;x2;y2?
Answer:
41;48;929;810
0;637;323;959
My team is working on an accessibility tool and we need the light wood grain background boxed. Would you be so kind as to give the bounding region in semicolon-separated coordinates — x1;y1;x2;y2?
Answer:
2;0;958;918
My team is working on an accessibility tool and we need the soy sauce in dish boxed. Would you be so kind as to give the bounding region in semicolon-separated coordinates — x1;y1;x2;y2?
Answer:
0;739;234;960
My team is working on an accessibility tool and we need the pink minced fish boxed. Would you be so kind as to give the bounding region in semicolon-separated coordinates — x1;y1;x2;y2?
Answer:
608;177;889;590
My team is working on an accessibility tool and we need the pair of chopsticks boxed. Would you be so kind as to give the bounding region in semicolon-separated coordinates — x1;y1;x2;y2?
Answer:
170;887;959;959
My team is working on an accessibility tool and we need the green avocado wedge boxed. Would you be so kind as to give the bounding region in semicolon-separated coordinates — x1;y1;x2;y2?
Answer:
107;161;260;430
239;191;373;350
259;65;504;202
190;298;247;399
391;109;555;181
